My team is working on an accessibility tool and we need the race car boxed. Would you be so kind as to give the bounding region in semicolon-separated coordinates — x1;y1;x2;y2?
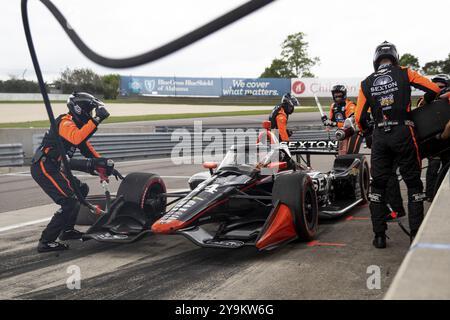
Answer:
77;123;370;250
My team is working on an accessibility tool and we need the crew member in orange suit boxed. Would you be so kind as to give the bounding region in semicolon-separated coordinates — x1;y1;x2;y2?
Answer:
269;93;299;142
322;85;361;155
31;92;116;252
355;41;441;248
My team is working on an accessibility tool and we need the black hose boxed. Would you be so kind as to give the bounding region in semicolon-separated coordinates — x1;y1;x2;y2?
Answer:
21;0;93;210
39;0;275;68
21;0;275;208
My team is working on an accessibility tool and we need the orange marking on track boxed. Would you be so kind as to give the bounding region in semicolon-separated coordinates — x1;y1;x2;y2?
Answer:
346;216;369;221
307;240;346;247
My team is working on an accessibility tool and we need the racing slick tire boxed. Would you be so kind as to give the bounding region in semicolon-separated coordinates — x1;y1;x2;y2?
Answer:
358;156;370;203
117;172;167;220
76;195;112;226
272;172;318;241
333;154;370;203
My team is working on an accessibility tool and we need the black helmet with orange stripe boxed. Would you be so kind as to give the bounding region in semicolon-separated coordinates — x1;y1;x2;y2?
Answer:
373;41;399;71
67;92;104;126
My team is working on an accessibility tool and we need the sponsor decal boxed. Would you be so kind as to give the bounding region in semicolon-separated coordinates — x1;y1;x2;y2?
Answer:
380;94;395;106
96;232;129;240
292;80;306;95
283;140;339;150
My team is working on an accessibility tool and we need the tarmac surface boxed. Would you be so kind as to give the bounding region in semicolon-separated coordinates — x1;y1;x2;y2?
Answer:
0;155;428;300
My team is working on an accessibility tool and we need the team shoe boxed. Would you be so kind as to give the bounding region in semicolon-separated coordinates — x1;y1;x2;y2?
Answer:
37;240;69;253
372;233;387;249
59;229;84;241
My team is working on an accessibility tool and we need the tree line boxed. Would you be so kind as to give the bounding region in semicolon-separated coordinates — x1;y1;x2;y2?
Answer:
0;68;120;99
260;32;450;78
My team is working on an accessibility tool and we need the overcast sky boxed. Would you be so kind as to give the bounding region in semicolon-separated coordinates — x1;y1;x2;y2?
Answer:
1;0;449;81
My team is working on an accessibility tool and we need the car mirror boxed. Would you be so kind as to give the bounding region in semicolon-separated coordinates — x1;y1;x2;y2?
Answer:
203;162;218;175
262;121;271;130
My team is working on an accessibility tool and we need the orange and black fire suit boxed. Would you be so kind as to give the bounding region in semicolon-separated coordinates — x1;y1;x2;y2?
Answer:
270;105;290;142
329;99;363;154
355;65;440;234
30;114;100;242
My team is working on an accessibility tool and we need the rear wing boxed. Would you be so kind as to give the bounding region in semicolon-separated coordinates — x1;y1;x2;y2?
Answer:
281;140;339;155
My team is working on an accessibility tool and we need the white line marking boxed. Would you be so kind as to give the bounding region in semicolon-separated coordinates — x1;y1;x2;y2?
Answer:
0;217;51;233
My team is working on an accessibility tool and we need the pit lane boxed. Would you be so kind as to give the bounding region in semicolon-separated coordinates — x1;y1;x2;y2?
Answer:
0;155;428;299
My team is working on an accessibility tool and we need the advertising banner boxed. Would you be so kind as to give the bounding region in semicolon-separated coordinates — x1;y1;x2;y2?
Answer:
291;77;424;97
120;76;221;97
221;78;291;97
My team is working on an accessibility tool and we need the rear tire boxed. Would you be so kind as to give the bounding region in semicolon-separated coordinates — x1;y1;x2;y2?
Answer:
272;172;318;241
359;156;370;203
333;154;370;203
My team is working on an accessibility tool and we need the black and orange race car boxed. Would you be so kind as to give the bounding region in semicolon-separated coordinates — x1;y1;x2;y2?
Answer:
77;125;370;251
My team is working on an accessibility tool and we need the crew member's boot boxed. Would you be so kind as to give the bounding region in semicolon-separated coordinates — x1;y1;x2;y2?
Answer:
59;229;84;241
37;239;69;253
373;232;387;249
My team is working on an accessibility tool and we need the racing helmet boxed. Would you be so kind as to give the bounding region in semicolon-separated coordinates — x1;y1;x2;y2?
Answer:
331;85;347;102
281;93;299;115
431;74;450;88
67;92;104;125
373;41;399;71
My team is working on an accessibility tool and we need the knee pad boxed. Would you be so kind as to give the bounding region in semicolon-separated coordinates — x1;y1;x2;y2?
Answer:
409;192;426;203
79;183;89;198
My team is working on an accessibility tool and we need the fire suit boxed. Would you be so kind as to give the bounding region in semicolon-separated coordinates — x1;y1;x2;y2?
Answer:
30;114;100;242
269;105;291;142
355;65;440;234
328;99;363;155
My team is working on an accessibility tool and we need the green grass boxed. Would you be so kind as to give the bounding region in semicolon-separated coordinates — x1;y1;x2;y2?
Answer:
0;107;325;128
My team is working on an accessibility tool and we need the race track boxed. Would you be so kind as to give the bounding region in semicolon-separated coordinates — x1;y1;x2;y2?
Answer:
0;155;424;300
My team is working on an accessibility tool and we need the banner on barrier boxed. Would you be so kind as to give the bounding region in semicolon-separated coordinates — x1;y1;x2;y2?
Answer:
291;77;424;97
120;76;425;97
221;78;290;97
120;76;221;97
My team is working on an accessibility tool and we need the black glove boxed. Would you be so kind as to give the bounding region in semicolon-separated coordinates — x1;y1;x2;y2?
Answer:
93;107;110;124
321;115;328;123
112;169;124;181
323;119;335;127
287;129;293;137
88;157;114;177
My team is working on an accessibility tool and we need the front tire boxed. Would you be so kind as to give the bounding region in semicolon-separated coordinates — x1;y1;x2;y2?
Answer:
272;172;319;241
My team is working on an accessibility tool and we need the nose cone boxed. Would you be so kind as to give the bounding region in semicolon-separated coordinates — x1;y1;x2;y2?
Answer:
151;219;185;234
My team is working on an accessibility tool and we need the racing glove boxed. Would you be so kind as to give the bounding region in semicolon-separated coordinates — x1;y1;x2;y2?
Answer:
93;107;110;125
89;158;115;177
323;119;335;127
287;129;294;137
321;115;328;124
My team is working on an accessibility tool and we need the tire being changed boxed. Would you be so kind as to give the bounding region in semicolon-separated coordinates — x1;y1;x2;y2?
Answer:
117;172;167;220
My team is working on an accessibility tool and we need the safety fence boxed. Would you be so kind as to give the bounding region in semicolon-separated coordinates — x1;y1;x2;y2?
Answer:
32;129;336;162
385;169;450;299
0;144;24;167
